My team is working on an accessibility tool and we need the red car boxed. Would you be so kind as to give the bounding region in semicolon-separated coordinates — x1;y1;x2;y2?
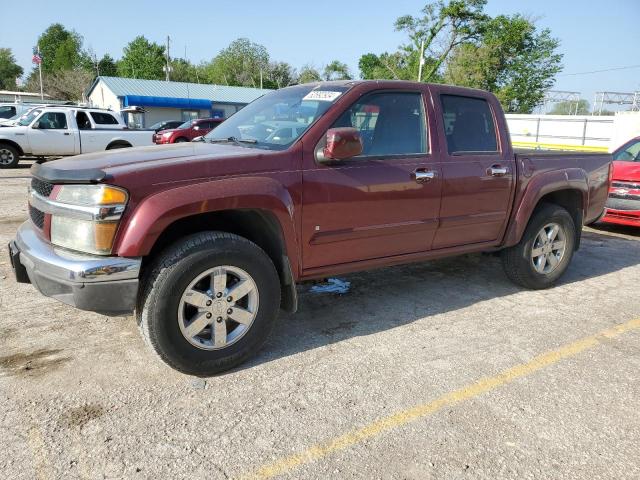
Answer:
602;137;640;227
153;118;223;144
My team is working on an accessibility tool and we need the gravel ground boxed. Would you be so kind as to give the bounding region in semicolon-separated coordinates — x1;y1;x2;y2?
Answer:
0;162;639;479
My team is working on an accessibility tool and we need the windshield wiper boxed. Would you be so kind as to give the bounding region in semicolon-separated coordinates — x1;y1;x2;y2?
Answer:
208;136;258;145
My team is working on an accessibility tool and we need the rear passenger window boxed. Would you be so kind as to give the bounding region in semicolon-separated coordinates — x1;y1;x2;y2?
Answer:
332;92;427;156
90;112;119;125
441;95;497;154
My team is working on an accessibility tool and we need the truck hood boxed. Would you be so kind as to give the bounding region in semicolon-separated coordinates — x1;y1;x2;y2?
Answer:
40;142;259;173
612;161;640;182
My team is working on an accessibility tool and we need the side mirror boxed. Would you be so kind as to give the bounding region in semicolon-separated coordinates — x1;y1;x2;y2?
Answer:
32;121;40;129
319;127;363;163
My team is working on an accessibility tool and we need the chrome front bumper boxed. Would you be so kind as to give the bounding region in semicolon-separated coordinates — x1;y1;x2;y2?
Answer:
9;221;141;315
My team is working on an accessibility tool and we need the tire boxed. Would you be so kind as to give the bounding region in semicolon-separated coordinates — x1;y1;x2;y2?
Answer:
501;203;576;290
137;231;281;376
174;137;188;143
0;144;20;168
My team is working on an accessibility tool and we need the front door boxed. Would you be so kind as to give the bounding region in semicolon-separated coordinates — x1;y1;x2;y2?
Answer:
302;91;442;270
432;93;515;249
28;110;76;155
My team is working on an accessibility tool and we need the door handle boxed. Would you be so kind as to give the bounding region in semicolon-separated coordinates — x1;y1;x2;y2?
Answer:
63;132;70;136
488;165;508;177
414;169;436;183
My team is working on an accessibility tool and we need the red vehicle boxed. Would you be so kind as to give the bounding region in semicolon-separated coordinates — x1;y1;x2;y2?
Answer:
153;117;223;144
9;81;611;375
601;137;640;227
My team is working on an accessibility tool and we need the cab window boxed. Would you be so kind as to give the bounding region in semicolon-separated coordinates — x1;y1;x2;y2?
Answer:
36;112;68;129
441;95;498;154
331;92;427;156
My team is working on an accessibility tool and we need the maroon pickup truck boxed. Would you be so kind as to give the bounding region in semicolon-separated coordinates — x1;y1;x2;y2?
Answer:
9;81;611;375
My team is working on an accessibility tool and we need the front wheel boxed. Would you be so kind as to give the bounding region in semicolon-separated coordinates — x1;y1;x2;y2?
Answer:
501;204;576;289
0;144;20;168
137;232;281;376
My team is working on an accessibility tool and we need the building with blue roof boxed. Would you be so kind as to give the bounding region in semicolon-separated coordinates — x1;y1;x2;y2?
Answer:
85;76;270;128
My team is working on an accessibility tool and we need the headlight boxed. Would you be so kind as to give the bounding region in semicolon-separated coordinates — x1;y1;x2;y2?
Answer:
50;185;128;255
162;132;173;138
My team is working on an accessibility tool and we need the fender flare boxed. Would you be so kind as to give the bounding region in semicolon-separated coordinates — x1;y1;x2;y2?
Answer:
115;175;300;274
503;168;589;246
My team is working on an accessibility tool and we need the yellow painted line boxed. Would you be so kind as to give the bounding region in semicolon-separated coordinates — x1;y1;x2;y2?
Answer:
242;317;640;479
512;141;609;152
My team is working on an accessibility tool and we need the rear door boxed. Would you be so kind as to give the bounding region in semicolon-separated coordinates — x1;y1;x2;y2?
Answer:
28;110;76;155
431;93;515;249
302;90;442;269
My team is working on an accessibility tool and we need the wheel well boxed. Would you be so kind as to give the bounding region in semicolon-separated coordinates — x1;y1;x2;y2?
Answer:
145;209;297;312
173;137;188;142
106;141;132;149
534;189;584;250
0;140;24;156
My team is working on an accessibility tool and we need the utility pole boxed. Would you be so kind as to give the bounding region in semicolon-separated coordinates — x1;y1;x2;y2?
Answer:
417;39;425;82
165;35;171;81
260;69;263;89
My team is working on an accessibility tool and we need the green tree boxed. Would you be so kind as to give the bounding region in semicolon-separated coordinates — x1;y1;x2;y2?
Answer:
297;65;322;83
97;54;117;76
0;48;23;89
36;23;83;73
323;60;351;81
170;58;198;82
202;38;269;87
444;14;563;113
117;36;166;80
549;99;589;115
357;0;487;81
265;61;296;89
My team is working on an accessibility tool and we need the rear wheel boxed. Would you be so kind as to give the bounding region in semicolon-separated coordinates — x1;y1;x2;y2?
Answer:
106;142;131;150
0;144;19;168
501;204;576;289
137;231;281;376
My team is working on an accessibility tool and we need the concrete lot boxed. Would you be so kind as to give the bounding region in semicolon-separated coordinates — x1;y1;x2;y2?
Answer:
0;161;639;480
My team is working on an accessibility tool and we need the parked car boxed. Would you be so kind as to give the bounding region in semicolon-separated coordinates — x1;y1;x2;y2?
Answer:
0;106;154;168
153;118;223;144
601;136;640;227
0;103;44;125
148;120;183;133
9;81;611;375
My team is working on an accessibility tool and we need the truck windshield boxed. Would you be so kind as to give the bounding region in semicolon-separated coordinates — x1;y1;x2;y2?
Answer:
204;84;350;150
17;109;43;126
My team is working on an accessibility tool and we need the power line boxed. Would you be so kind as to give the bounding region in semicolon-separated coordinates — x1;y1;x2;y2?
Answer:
558;64;640;77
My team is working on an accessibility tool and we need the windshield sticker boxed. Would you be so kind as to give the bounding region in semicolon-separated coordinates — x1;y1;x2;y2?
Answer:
303;90;343;102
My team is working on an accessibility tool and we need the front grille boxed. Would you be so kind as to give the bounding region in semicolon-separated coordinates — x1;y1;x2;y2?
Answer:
31;177;54;198
606;197;640;212
29;204;45;229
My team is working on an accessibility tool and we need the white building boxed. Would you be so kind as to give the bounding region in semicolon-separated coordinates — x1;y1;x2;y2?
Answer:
85;76;270;128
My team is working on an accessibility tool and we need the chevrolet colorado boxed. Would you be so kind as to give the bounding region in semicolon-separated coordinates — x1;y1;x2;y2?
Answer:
9;81;611;375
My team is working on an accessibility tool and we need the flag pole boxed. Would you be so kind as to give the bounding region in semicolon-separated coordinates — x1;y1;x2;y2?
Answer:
37;45;43;100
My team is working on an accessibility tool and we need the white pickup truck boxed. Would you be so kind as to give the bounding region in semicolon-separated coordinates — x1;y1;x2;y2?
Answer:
0;106;153;168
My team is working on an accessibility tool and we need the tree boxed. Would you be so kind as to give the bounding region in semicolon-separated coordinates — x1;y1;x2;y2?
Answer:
323;60;351;81
0;48;23;89
24;68;93;101
37;23;84;73
117;36;166;80
265;61;296;89
202;38;269;87
549;99;590;115
97;54;118;76
357;0;487;82
297;65;322;83
170;58;198;83
444;14;563;113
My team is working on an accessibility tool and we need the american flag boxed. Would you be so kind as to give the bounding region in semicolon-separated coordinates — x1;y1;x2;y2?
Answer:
32;47;42;65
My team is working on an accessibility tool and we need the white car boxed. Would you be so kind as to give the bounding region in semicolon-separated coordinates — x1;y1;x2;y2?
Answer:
0;106;154;168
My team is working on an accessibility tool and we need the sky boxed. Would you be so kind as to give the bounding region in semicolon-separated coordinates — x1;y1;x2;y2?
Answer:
2;0;639;110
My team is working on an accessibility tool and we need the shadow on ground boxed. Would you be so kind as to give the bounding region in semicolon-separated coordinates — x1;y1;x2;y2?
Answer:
235;226;640;374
